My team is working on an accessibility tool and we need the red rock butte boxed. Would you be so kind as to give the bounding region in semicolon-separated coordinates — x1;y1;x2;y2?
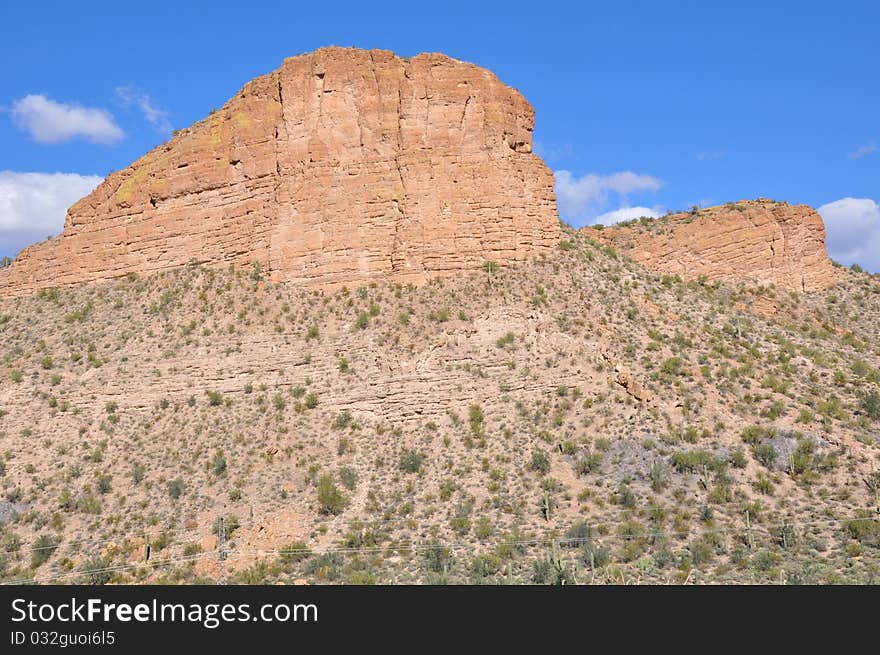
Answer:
583;199;838;292
0;47;561;297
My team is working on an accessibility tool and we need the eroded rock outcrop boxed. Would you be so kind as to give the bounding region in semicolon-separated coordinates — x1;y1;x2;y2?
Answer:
584;199;837;291
0;47;560;296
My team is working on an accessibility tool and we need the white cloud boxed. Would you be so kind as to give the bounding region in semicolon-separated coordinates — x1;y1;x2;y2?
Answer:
847;142;877;159
10;95;123;144
0;171;102;257
817;197;880;273
593;206;662;225
115;86;172;136
554;170;662;225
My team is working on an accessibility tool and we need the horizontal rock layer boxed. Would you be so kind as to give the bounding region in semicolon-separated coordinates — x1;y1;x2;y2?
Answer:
584;199;837;291
0;47;560;296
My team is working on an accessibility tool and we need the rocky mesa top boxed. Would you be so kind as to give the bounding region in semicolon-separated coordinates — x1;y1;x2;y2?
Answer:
0;47;561;296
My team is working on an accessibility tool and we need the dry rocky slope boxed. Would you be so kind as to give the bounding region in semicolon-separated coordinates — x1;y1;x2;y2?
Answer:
0;47;559;297
0;235;878;585
584;200;838;292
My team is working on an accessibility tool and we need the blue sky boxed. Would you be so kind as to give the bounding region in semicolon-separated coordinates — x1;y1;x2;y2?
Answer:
1;0;878;270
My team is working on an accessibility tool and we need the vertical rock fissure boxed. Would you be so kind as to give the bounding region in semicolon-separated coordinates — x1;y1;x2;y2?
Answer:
778;221;787;273
390;61;411;274
269;73;289;275
459;95;471;133
275;75;285;177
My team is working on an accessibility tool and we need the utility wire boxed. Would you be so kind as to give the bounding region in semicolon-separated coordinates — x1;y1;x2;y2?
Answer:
2;514;875;586
4;525;207;555
3;512;874;560
2;551;218;586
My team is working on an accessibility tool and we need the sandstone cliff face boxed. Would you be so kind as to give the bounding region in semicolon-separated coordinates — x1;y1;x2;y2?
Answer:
0;48;560;296
584;199;838;291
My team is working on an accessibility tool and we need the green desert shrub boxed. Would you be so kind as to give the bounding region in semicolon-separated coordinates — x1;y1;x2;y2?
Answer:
80;557;112;585
752;444;778;469
317;475;347;515
860;390;880;421
399;450;424;474
339;467;358;490
562;521;593;548
422;543;454;573
96;474;112;494
741;425;775;445
211;451;227;476
167;478;186;499
31;534;59;568
530;450;551;474
844;513;880;547
670;450;722;474
574;451;602;476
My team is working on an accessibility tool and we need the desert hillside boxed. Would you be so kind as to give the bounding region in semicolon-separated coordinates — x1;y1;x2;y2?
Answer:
1;226;878;584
